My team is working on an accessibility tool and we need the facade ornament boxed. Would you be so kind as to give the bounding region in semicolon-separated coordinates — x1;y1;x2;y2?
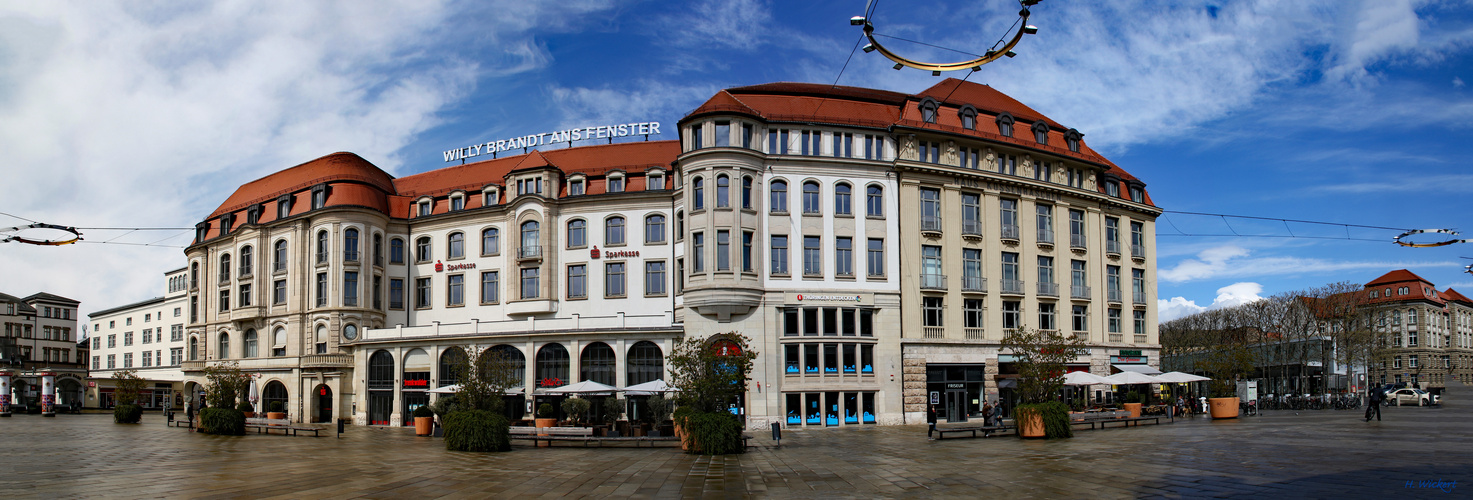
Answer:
900;135;918;161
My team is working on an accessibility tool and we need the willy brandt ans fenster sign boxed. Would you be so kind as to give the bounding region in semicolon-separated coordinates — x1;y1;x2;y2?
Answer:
443;121;662;162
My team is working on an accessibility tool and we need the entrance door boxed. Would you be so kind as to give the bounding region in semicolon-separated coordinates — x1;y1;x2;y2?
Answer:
316;386;333;423
946;390;968;423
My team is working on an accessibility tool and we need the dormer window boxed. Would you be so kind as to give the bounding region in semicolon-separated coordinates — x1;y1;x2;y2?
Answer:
1032;121;1049;145
569;178;585;196
517;177;543;196
648;171;666;190
483;187;499;206
449;192;465;211
219;214;234;236
1103;174;1121;197
1127;182;1144;203
959;105;977;130
919;98;939;124
996;113;1015;137
608;174;625;193
246;204;261;225
311;183;330;210
417;198;432;217
277;195;293;219
1065;128;1083;153
196;222;210;243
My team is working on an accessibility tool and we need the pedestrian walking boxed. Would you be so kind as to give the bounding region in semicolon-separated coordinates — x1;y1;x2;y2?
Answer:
981;401;995;436
926;403;937;439
1366;389;1384;422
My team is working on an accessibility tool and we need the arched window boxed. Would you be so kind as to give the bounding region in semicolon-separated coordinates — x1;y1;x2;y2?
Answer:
676;210;685;238
627;341;664;386
243;329;258;358
390;238;405;264
834;183;852;215
996;112;1015;137
190;262;199;288
277;326;290;357
959;105;978;130
802;181;821;214
580;342;616;385
473;228;495;256
920;98;938;123
742;176;753;209
1065;128;1082;152
606;216;625;245
770;180;788;213
447;232;464;259
316;230;329;263
520;221;540;257
1032;121;1049;145
262;381;288;414
716;175;730;208
567;220;586;248
692;176;705;210
239;246;253;276
535;343;569;389
403;348;430;388
645;214;666;243
218;332;230;359
415;236;431;263
866;185;884;217
367;350;395;389
438;347;465;387
486;345;526;387
344;228;360;261
189;336;199;361
273;240;287;272
218;254;231;282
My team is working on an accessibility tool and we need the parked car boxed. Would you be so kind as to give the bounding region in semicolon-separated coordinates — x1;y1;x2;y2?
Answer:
1389;388;1432;406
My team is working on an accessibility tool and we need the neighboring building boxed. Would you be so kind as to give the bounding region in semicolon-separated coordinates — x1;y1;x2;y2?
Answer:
1;291;85;408
86;267;190;409
1359;270;1473;397
182;79;1160;428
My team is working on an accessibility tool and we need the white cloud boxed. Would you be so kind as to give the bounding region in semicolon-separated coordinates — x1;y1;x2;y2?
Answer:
1457;76;1467;88
1159;244;1458;283
1158;282;1266;322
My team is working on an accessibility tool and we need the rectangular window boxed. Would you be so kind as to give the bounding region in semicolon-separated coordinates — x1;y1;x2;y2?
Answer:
864;135;876;159
771;235;789;275
649;174;665;191
520;267;539;299
803;236;821;276
646;261;666;296
1072;305;1088;332
315;272;328;307
923;297;943;327
1039;303;1056;330
389;278;404;309
742;124;753;149
219;289;229;312
568;264;587;299
962;248;982;291
961;193;981;235
1107;265;1121;302
1134;310;1146;335
1069;209;1086;248
608;176;624;193
692;126;702;149
606;262;626;297
867;238;884;277
1105;217;1120;254
1000;199;1018;239
1003;301;1020;329
273;279;286;305
446;274;464;306
742;231;754;272
124;332;133;346
692;232;705;273
919;188;941;232
1108;308;1122;333
414;277;431;308
123;352;132;368
1036;204;1054;244
964;299;984;329
569;179;584;196
238;284;252;307
480;271;499;303
783;308;800;336
922;245;942;288
343;271;358;306
835;237;853;276
716;230;730;271
1130;221;1145;258
1132;269;1146;303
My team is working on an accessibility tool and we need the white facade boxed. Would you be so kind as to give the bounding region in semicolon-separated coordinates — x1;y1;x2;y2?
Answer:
86;268;189;409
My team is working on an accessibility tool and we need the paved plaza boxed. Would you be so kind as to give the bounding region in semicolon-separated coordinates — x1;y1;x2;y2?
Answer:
2;390;1468;499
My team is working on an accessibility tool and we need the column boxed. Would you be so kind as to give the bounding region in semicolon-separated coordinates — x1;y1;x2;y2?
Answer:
0;371;11;416
41;372;56;417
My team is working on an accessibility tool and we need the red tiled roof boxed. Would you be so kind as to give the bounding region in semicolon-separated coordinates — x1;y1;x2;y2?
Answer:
1440;288;1472;305
916;79;1060;129
208;152;395;219
1366;269;1430;287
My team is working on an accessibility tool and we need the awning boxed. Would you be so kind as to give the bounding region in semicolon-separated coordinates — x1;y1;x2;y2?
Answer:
1113;364;1163;375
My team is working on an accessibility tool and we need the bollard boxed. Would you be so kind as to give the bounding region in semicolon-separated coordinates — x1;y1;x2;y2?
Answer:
771;422;781;447
337;418;345;438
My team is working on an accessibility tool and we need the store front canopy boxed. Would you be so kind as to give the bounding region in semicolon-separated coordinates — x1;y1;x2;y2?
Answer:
1113;364;1163;375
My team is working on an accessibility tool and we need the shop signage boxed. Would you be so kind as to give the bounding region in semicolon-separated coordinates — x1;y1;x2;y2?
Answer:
539;377;564;388
403;379;429;388
1119;350;1142;356
434;260;476;273
1110;355;1148;364
930;391;940;404
946;383;965;389
591;246;640;259
443;121;663;162
787;292;872;304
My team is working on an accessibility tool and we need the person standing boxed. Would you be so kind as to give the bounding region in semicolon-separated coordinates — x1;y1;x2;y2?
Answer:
926;402;937;439
981;401;995;436
1366;388;1384;422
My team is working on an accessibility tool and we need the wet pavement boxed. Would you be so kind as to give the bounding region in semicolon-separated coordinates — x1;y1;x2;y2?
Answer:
1;389;1468;499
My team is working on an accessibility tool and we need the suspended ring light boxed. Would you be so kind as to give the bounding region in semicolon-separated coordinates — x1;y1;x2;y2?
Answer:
854;0;1041;73
1392;228;1471;248
0;223;83;246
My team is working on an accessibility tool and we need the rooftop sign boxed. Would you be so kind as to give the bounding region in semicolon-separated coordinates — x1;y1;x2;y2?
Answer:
443;121;662;162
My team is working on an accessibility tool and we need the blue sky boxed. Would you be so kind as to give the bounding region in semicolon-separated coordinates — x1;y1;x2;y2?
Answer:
1;0;1470;322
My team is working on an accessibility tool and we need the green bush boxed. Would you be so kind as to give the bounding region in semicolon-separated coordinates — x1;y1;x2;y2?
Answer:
443;410;510;452
413;405;434;418
1015;401;1073;440
269;401;284;413
113;404;143;424
643;397;672;424
200;407;246;435
561;397;591;425
537;403;554;418
675;409;744;455
602;398;625;425
236;401;254;413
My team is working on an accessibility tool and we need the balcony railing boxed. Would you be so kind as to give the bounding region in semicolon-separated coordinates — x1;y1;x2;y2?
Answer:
1073;331;1088;341
1001;279;1025;295
923;327;945;339
1070;233;1087;249
300;353;352;368
1131;244;1145;259
1134;334;1148;344
920;215;943;232
1037;281;1059;297
1106;240;1121;255
961;276;987;292
921;274;947;290
1109;333;1123;343
1071;285;1091;299
1001;224;1019;240
519;245;543;259
1133;291;1148;304
962;220;983;236
965;328;985;339
1038;231;1054;245
1108;288;1122;303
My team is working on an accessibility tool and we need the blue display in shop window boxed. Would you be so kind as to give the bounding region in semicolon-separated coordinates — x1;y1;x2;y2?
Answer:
826;405;839;425
786;365;799;374
845;409;858;424
806;366;818;374
863;411;876;423
825;367;837;373
787;409;800;424
862;364;873;373
844;364;855;373
807;401;820;424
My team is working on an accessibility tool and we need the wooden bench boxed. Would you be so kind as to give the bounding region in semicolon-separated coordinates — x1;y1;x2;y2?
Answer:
1095;416;1164;428
506;426;754;448
246;423;323;436
934;424;1014;439
1069;411;1131;430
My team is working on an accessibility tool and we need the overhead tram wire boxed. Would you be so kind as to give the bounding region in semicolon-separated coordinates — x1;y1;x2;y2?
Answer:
807;0;885;122
1157;210;1414;243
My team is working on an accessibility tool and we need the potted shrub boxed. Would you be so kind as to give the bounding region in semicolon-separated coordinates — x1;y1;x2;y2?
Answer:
1122;392;1143;419
267;401;287;420
669;333;757;455
441;345;516;452
1003;327;1086;439
561;397;591;427
644;396;672;437
236;401;255;419
1202;342;1253;420
443;409;511;452
111;369;146;424
412;406;435;436
602;398;626;437
534;403;557;447
199;362;250;435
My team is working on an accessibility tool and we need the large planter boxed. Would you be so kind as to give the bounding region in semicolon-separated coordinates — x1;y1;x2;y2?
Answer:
1123;403;1143;419
267;412;287;420
414;416;434;436
1208;397;1239;420
1017;413;1045;438
242;412;256;419
675;424;688;450
534;417;558;448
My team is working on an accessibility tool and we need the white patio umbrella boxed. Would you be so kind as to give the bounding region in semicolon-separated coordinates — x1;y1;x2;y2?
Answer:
1107;371;1167;385
1154;372;1211;383
1062;371;1116;386
429;384;524;395
545;380;618;395
622;379;674;395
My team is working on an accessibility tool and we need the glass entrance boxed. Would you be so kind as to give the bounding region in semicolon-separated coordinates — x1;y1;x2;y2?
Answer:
315;385;333;423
